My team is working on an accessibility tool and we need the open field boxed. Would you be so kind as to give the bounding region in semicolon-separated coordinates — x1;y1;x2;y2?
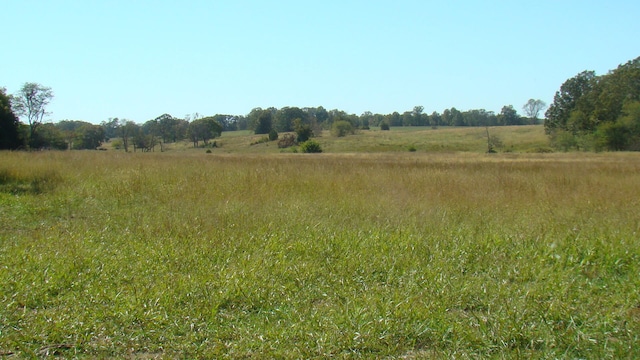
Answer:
108;125;551;154
1;150;639;358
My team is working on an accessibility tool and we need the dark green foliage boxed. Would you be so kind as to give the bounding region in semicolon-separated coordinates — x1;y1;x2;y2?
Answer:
544;57;640;150
32;124;67;150
380;122;390;130
545;71;597;134
0;88;21;149
151;114;188;143
268;129;278;141
254;110;273;134
55;120;105;150
188;117;222;148
597;101;640;151
275;107;308;132
299;140;322;153
75;124;105;150
294;118;312;142
497;105;524;125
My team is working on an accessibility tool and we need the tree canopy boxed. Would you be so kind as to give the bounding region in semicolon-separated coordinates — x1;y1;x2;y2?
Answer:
0;88;22;149
545;56;640;151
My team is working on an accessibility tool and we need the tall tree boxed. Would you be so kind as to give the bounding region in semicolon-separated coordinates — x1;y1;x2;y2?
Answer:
0;87;21;149
254;110;273;134
274;107;308;132
498;105;522;125
75;124;105;150
544;70;597;134
101;118;121;140
412;106;425;126
11;83;54;148
120;120;138;153
188;117;222;147
522;99;547;124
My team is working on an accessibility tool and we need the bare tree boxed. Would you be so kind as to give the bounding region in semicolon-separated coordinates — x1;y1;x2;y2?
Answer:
522;99;547;124
12;83;54;147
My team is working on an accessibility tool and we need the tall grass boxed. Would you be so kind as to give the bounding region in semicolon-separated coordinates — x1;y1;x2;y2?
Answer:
0;151;639;358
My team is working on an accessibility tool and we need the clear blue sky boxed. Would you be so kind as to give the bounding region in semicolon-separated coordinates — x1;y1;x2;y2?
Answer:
3;0;639;124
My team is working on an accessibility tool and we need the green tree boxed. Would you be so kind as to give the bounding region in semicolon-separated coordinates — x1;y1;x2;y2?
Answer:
448;107;465;126
153;114;178;143
188;117;222;147
598;101;640;151
0;87;21;149
275;107;308;132
412;106;425;126
35;123;67;150
101;118;121;140
75;124;105;150
331;120;354;137
498;105;522;125
120;120;138;152
254;110;273;135
386;111;402;127
294;118;313;143
545;70;597;134
268;129;278;141
11;83;54;148
429;111;442;128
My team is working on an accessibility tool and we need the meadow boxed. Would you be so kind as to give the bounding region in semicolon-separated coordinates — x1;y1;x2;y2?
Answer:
1;140;639;357
140;125;550;154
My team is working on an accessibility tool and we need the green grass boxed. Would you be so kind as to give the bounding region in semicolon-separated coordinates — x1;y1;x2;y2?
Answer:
108;125;550;154
1;151;639;358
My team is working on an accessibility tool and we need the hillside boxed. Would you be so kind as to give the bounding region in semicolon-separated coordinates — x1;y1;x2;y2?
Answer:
102;125;551;154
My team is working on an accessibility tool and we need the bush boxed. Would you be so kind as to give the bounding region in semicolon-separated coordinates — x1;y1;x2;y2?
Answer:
380;122;390;131
331;121;354;137
408;145;417;152
268;129;279;141
277;133;296;148
296;124;313;143
300;140;322;153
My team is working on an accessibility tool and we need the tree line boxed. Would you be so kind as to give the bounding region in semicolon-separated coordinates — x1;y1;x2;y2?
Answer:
545;56;640;151
1;82;547;151
6;54;638;152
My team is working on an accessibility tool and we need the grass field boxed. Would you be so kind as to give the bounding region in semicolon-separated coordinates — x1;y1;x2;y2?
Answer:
1;143;640;357
117;125;551;154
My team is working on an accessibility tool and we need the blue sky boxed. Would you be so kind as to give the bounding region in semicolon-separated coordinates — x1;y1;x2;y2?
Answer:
3;1;639;124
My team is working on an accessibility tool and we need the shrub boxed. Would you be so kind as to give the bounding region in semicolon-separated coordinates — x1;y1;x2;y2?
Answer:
268;129;279;141
331;121;354;137
277;133;296;148
300;140;322;153
380;122;390;131
296;124;313;143
408;145;417;152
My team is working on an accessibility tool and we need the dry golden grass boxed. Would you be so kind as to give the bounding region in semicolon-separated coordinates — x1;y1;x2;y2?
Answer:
1;150;639;358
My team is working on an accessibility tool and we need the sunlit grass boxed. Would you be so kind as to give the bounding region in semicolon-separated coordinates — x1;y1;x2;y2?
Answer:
1;151;639;358
104;125;550;154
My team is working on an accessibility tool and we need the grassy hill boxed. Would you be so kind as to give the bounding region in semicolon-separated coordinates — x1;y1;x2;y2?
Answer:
105;125;552;154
